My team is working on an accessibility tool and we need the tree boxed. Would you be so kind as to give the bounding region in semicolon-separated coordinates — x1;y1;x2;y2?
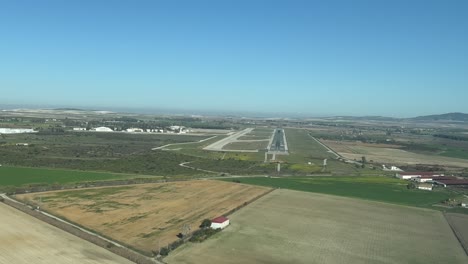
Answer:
361;156;367;164
200;219;212;229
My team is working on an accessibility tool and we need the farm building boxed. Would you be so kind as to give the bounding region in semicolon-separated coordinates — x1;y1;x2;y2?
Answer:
73;127;86;131
412;176;436;183
417;183;433;191
396;172;444;180
211;216;229;229
93;127;113;132
433;179;468;188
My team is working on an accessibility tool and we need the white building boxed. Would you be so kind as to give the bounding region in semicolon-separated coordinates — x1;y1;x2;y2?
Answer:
417;183;433;191
93;127;113;132
73;127;86;131
396;172;444;180
413;176;435;183
210;216;229;229
0;128;35;134
126;128;144;133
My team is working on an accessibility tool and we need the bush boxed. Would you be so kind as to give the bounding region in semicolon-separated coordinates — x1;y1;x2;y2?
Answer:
159;247;170;256
200;219;212;228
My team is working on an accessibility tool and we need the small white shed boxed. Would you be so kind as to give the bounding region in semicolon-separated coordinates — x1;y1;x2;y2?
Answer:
210;216;229;229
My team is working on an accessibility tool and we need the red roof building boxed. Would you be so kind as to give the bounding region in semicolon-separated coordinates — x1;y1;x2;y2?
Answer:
212;216;229;223
211;216;230;229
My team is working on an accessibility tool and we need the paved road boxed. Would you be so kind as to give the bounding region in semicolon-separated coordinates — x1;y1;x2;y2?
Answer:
152;135;217;150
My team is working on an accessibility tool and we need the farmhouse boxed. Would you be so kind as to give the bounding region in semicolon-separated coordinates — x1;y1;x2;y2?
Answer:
396;172;444;180
417;183;433;191
211;216;229;229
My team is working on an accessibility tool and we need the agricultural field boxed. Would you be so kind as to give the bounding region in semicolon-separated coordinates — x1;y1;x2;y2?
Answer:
322;140;468;168
224;176;455;208
17;180;271;254
0;166;132;190
445;213;468;253
166;189;468;264
0;202;133;264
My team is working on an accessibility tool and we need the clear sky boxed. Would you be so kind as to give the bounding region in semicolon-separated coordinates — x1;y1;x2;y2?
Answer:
1;0;467;117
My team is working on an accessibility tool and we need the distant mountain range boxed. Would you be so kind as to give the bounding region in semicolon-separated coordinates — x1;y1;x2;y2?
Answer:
411;112;468;122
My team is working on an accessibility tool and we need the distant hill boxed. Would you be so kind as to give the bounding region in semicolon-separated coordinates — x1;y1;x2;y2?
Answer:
411;112;468;122
52;108;85;111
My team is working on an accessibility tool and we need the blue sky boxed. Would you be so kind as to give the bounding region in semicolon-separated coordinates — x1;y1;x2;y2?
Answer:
1;0;467;117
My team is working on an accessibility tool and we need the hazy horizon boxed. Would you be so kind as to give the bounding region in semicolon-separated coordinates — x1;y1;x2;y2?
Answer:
1;0;467;117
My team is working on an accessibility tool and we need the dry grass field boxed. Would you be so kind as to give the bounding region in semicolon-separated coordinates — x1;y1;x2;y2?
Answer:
17;180;270;254
0;202;133;264
323;140;468;168
166;189;468;264
445;213;468;253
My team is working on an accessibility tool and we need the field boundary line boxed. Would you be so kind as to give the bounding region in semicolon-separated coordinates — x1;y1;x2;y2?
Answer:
222;186;276;217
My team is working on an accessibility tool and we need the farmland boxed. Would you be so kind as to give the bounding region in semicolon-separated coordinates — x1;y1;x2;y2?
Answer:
224;176;455;207
166;189;468;264
0;202;133;264
16;180;271;254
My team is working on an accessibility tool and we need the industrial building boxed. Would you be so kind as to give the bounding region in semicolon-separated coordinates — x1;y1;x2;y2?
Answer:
396;172;444;180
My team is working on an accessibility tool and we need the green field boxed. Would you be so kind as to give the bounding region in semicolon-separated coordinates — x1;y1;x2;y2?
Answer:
0;166;129;188
224;176;454;207
440;147;468;160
